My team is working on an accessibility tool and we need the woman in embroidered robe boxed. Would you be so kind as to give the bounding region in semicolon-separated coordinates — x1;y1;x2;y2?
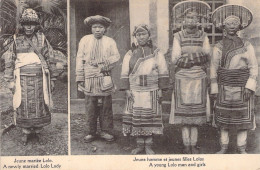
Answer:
211;5;258;154
3;9;55;145
120;24;169;154
76;15;120;142
169;1;211;154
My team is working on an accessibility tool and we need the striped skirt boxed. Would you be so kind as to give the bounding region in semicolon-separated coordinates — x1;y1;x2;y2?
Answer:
122;90;163;136
16;65;51;128
215;68;254;130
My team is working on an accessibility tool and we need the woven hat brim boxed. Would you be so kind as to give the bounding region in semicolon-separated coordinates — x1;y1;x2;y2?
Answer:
84;15;112;27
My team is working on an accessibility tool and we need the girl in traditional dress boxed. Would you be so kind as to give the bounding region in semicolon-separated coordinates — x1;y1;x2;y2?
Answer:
3;9;56;145
211;5;258;154
120;24;169;154
169;0;211;154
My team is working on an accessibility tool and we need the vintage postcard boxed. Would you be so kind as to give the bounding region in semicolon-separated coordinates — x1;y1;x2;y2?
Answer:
0;0;68;156
1;0;260;169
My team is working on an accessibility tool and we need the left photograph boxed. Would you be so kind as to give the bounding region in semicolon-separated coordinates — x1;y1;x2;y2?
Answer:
0;0;68;156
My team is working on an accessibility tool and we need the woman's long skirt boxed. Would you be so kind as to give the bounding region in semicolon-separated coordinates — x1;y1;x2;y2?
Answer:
169;68;209;125
15;65;51;128
122;90;163;136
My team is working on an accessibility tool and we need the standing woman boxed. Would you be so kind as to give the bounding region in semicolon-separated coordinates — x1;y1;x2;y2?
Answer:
169;0;211;154
211;5;258;154
120;24;169;154
3;9;56;145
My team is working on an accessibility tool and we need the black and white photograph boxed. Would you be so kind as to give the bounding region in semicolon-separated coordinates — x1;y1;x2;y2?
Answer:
1;0;260;169
70;0;260;156
0;0;68;156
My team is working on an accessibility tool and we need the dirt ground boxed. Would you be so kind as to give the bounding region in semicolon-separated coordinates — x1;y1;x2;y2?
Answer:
0;79;68;156
71;98;260;155
70;116;260;155
1;112;68;156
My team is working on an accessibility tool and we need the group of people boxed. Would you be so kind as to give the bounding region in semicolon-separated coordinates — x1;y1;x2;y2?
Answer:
76;0;258;155
3;0;257;155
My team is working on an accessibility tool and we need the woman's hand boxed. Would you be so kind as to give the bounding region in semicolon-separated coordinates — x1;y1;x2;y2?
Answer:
244;88;254;101
157;90;163;104
51;80;55;92
210;93;218;101
126;90;134;102
8;81;15;94
78;81;85;87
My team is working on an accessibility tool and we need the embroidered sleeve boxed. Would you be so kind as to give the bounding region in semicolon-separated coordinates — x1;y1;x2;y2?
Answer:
102;38;120;72
157;50;170;89
245;43;258;92
119;50;132;90
76;37;86;82
210;45;222;94
202;35;211;58
3;39;15;83
42;37;57;80
202;35;211;75
171;33;182;64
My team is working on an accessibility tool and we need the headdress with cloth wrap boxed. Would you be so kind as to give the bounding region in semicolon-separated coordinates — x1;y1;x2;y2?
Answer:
20;8;40;24
131;24;153;49
84;15;112;28
132;24;150;36
211;4;253;30
172;0;211;31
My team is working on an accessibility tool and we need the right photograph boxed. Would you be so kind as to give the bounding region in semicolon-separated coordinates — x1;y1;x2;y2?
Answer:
70;0;260;155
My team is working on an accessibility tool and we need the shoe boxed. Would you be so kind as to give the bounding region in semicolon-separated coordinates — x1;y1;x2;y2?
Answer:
183;146;191;154
22;134;29;146
145;137;155;155
99;132;114;142
84;134;96;143
237;145;247;154
35;133;44;145
131;137;145;155
238;150;247;154
145;146;155;155
131;146;145;154
216;148;227;154
191;146;199;154
216;144;228;154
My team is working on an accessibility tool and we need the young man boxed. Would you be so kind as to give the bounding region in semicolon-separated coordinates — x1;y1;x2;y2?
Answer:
211;5;258;154
76;15;120;142
3;9;55;145
169;0;211;154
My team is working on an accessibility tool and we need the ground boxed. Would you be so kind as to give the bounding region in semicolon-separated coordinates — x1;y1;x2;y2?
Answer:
1;112;68;156
0;76;68;156
70;98;260;155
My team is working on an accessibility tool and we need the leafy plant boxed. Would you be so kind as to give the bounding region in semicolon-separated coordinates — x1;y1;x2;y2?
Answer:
0;0;67;56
